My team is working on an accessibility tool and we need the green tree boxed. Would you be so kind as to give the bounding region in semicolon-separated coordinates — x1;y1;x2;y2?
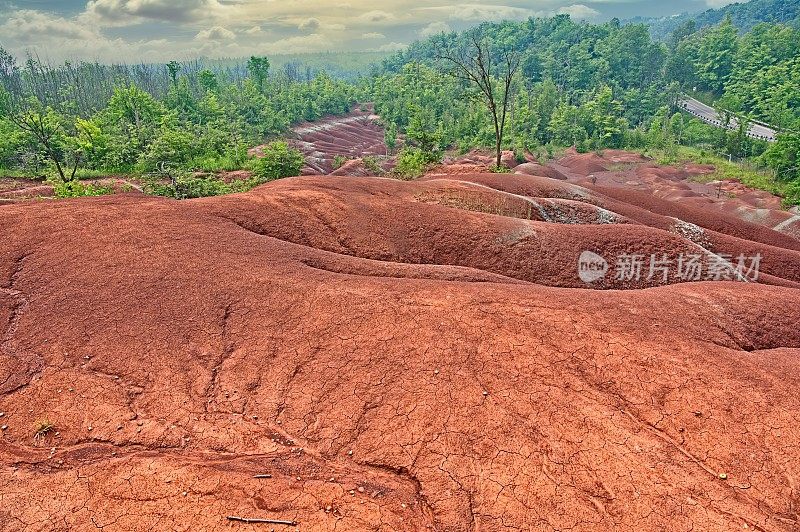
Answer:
694;16;739;93
250;141;304;181
247;56;271;91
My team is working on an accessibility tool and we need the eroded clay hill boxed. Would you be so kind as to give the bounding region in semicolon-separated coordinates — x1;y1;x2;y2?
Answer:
251;104;389;176
2;167;800;531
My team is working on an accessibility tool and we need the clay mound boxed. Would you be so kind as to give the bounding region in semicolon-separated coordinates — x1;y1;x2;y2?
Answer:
514;162;569;180
557;149;609;175
591;185;800;252
3;175;800;531
550;149;799;240
252;106;388;176
599;149;651;164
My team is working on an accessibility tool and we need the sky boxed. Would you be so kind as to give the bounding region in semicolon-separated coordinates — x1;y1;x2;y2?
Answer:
0;0;739;63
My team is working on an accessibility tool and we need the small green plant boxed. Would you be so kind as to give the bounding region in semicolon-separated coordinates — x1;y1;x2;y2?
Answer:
52;179;114;199
333;155;347;170
362;155;383;175
33;418;54;442
248;141;304;181
489;164;512;173
393;147;440;179
384;123;398;155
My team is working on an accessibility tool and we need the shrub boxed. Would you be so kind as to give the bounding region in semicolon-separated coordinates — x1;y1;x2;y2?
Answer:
249;141;304;181
489;164;511;173
138;127;198;172
333;154;347;169
53;180;114;198
394;147;439;179
362;155;383;175
33;418;54;442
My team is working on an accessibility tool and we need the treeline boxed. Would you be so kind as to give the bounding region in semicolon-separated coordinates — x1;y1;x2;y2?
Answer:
633;0;800;40
0;50;356;183
369;14;800;201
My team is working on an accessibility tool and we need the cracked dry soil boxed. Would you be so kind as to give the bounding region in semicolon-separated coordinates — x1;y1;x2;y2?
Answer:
1;169;799;531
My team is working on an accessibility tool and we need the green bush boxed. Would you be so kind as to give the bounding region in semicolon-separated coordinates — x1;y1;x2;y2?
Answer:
53;180;114;199
249;141;304;181
333;154;347;169
138;127;198;172
362;155;383;175
489;164;512;173
394;147;440;178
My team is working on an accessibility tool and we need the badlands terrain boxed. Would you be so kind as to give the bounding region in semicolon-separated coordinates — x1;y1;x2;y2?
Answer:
1;111;800;531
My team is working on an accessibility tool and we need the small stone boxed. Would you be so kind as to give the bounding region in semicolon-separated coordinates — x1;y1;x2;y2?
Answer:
116;425;123;431
83;355;91;360
325;505;332;512
357;486;365;493
69;388;74;392
2;424;10;431
434;370;439;375
328;477;335;482
482;391;489;396
693;411;702;417
182;491;187;496
276;420;282;425
401;503;407;509
296;476;301;481
347;450;353;456
719;473;728;480
87;426;93;431
54;432;60;436
349;490;355;495
0;412;4;418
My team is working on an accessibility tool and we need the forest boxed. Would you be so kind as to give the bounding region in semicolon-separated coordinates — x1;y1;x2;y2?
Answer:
371;14;800;204
0;6;799;204
0;53;356;197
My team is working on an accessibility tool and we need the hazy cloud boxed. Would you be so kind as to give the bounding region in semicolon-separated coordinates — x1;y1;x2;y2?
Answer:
419;21;452;38
556;4;601;20
195;26;236;42
298;18;321;32
0;0;727;62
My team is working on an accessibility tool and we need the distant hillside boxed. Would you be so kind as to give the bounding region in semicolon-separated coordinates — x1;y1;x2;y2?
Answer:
629;0;800;39
203;52;390;80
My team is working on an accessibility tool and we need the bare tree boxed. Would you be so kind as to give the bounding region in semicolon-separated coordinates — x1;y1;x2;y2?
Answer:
434;30;521;168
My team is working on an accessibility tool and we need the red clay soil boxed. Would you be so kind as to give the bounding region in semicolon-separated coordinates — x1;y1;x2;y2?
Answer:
251;105;391;176
2;171;800;531
553;148;800;240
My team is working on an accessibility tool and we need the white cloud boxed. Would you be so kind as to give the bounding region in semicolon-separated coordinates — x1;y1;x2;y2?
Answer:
1;10;98;43
556;4;600;20
84;0;227;26
376;42;408;52
419;21;451;39
358;10;395;24
298;18;321;31
362;32;386;39
195;26;236;42
415;4;535;22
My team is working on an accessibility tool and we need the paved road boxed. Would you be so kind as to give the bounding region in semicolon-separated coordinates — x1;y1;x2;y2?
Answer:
679;96;777;142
